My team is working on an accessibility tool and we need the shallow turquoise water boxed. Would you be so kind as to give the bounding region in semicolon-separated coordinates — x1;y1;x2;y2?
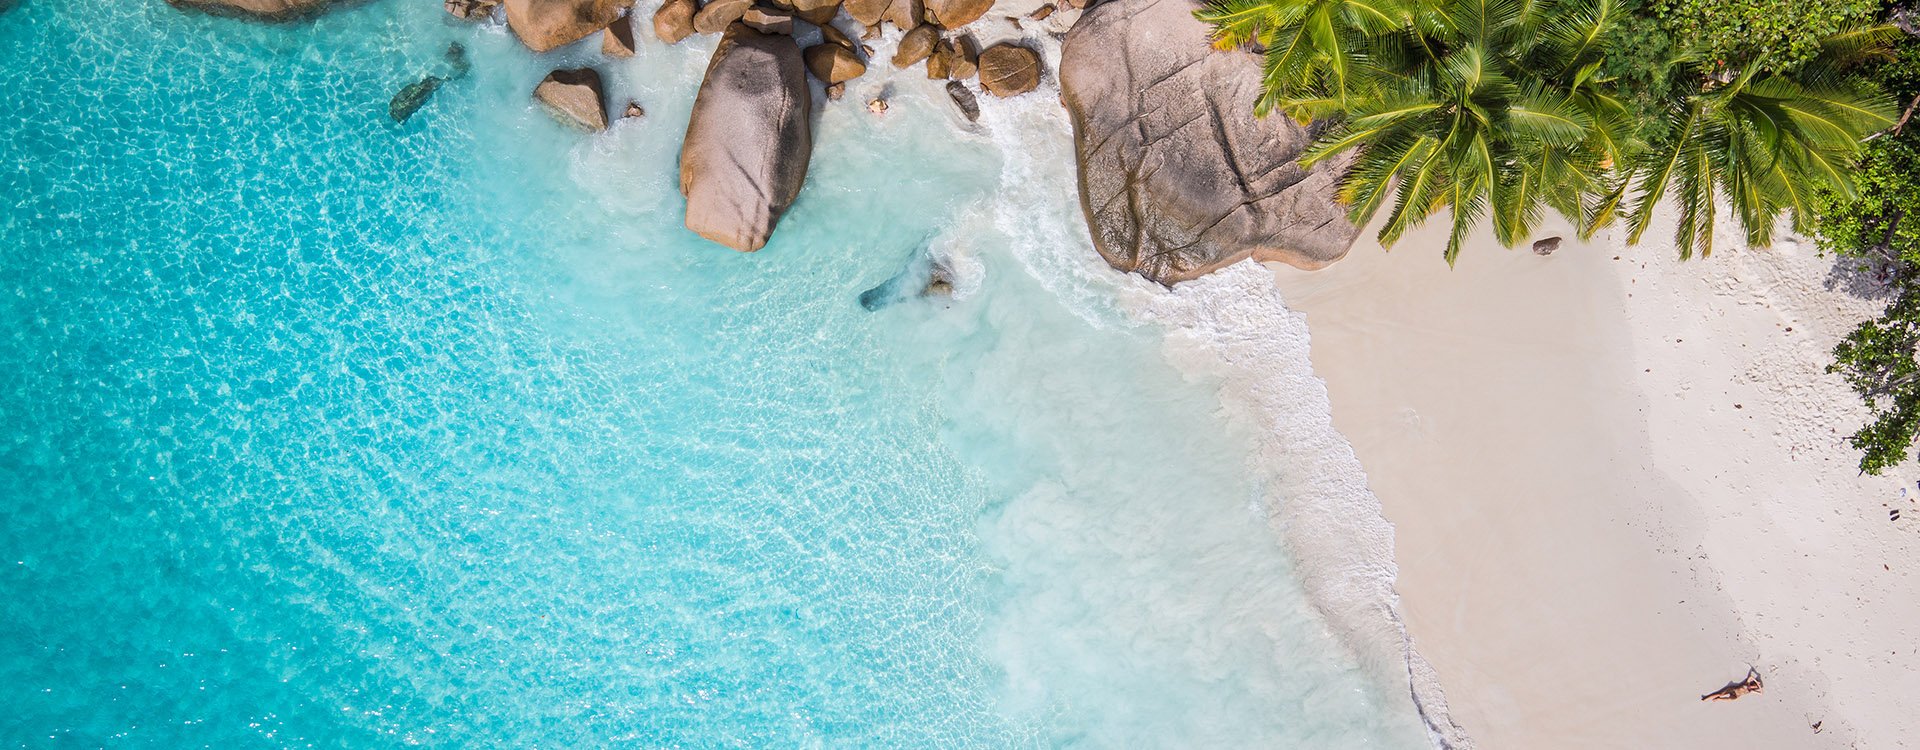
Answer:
0;1;1428;746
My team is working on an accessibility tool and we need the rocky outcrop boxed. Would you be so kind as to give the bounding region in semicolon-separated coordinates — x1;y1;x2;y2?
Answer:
924;0;991;27
693;0;751;34
444;0;499;20
945;80;980;121
680;25;813;252
506;0;627;52
977;42;1036;95
804;44;866;84
893;24;938;67
534;68;609;131
165;0;333;20
653;0;696;43
1059;0;1357;284
742;6;795;34
602;14;637;57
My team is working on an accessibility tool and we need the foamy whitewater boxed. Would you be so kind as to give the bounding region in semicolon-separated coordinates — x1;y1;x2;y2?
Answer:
1;0;1440;745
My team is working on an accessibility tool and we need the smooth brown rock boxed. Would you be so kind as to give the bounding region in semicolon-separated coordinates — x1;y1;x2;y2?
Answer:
1060;0;1358;284
789;0;840;23
844;0;887;24
693;0;752;33
653;0;696;42
506;0;627;52
444;0;499;20
976;43;1035;95
923;0;989;26
534;67;609;132
803;43;866;83
624;101;647;118
680;26;813;252
602;14;637;56
165;0;333;19
819;22;857;49
743;6;795;33
892;24;938;67
881;0;918;28
927;37;975;79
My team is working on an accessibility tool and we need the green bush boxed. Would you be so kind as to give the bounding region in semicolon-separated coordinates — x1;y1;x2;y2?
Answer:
1658;0;1881;67
1820;36;1920;474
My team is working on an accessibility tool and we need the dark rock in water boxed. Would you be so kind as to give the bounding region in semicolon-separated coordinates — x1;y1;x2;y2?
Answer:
390;76;445;123
1060;0;1357;284
859;243;952;310
445;41;471;78
945;80;979;122
1532;236;1563;256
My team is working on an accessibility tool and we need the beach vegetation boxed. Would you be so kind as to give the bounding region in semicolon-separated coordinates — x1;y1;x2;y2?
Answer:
1196;0;1900;263
1819;31;1920;474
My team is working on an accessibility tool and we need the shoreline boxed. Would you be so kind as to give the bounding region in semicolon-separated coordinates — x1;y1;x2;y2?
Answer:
1270;215;1920;748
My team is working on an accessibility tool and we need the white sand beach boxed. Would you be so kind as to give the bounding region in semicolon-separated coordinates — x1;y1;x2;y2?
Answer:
1272;216;1920;748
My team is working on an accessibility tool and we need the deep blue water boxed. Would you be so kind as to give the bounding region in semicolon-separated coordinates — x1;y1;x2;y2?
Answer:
0;0;1428;746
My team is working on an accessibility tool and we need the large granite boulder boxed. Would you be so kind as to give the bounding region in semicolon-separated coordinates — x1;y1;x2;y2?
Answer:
976;42;1035;94
1059;0;1357;284
505;0;627;52
654;0;696;43
805;44;867;83
165;0;333;19
924;0;991;27
680;25;813;251
534;68;609;131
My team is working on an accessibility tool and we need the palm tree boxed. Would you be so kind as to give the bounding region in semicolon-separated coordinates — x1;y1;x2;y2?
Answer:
1618;27;1902;258
1199;0;1899;262
1202;0;1638;262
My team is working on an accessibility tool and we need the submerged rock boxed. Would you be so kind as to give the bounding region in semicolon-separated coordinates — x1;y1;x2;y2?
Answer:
505;0;626;52
654;0;696;43
389;76;444;123
859;245;954;310
680;25;813;251
165;0;334;20
534;67;609;132
945;80;979;122
1059;0;1357;284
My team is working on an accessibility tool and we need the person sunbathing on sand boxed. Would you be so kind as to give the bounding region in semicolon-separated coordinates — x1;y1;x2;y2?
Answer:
1702;668;1765;701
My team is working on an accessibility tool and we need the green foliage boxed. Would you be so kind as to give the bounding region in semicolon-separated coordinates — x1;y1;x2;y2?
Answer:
1195;0;1899;262
1656;0;1880;69
1818;33;1920;474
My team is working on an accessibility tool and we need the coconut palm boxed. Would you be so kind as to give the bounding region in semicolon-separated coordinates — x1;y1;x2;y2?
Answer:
1200;0;1899;262
1200;0;1636;261
1618;26;1902;258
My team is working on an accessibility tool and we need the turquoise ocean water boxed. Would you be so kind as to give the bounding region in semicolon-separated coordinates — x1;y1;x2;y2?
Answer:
0;1;1430;745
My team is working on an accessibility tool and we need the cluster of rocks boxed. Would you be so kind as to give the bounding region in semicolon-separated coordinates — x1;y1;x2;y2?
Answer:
471;0;1047;250
170;0;1375;285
